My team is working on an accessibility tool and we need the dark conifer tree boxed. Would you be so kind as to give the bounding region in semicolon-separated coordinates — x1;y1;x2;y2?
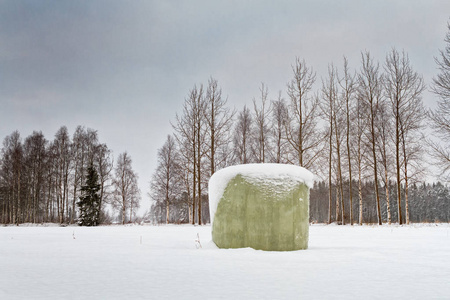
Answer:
77;165;101;226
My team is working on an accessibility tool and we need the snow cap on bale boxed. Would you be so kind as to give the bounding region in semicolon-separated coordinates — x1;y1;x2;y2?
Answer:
209;163;314;225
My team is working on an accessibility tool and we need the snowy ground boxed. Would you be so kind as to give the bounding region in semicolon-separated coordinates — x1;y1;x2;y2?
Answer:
1;224;449;300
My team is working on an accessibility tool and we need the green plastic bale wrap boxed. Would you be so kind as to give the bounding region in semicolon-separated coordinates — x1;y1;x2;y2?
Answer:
209;164;314;251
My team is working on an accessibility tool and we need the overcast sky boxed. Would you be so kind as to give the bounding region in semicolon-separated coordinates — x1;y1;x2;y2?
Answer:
1;0;449;214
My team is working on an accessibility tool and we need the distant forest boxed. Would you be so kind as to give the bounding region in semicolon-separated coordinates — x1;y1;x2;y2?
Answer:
149;24;450;226
0;126;141;225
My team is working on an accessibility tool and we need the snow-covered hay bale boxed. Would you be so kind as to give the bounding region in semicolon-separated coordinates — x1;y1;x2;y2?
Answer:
209;163;314;251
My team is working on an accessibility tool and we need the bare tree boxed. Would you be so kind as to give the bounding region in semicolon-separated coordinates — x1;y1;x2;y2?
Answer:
252;83;271;163
172;85;207;224
430;22;450;182
357;52;383;225
270;92;289;163
384;48;426;224
45;141;59;223
0;131;23;224
399;95;426;224
321;63;347;224
400;119;425;225
54;126;71;224
95;143;114;223
233;105;253;164
150;135;180;224
332;67;346;225
179;157;194;223
432;22;450;100
113;152;140;224
23;131;48;223
353;92;368;225
320;64;338;224
376;102;394;224
71;126;84;223
204;77;235;176
194;86;207;225
339;57;357;225
285;57;322;170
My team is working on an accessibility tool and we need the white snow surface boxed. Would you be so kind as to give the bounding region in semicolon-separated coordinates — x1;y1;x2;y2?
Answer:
1;224;449;300
208;163;314;225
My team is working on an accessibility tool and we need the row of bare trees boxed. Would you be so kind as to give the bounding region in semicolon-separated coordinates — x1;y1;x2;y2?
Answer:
150;41;449;224
0;126;141;225
429;23;450;184
150;78;235;225
319;50;426;226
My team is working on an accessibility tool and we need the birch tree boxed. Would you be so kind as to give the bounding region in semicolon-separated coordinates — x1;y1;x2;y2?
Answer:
71;126;84;223
285;58;321;170
384;48;425;224
320;65;338;224
252;83;271;163
430;22;450;181
54;126;71;224
357;52;383;225
204;77;234;176
354;91;368;225
173;85;207;224
332;66;346;225
150;135;180;224
233;105;253;164
95;143;114;223
377;102;394;224
270;92;289;163
0;131;23;224
23;131;47;223
339;57;357;225
113;152;140;224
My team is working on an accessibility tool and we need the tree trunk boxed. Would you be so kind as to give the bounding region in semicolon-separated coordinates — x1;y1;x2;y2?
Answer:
122;195;126;225
370;103;382;225
192;167;196;225
396;110;403;225
358;168;363;225
328;118;333;224
358;128;363;225
346;100;353;225
166;199;170;224
335;185;340;223
130;200;133;224
334;121;345;225
16;169;21;224
405;168;410;225
385;169;391;225
328;145;332;224
403;137;410;225
197;128;202;225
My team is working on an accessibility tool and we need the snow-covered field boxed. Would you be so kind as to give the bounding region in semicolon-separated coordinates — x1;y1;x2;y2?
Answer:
1;224;449;300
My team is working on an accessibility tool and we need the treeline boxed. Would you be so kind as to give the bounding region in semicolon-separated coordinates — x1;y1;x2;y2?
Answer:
149;25;450;225
0;126;141;225
311;181;450;224
149;180;450;224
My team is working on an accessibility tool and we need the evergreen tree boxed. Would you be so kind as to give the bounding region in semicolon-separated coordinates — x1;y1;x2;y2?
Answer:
77;165;101;226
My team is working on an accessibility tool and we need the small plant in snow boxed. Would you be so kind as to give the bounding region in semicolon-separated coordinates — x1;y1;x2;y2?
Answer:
195;233;202;249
